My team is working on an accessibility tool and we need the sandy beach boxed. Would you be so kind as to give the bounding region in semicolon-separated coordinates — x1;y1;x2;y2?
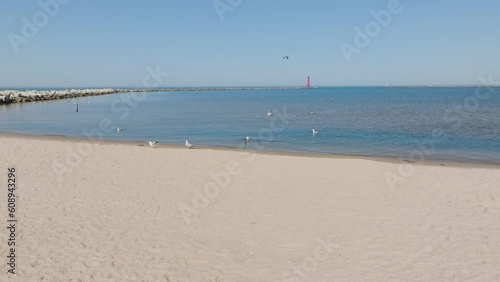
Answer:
1;134;499;281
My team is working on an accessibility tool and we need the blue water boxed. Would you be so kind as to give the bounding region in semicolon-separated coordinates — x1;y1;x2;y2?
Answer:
1;87;500;164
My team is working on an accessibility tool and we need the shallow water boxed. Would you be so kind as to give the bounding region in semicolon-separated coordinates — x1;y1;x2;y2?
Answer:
1;87;500;163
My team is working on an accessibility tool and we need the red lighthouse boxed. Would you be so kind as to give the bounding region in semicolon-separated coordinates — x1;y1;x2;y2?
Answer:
306;76;311;89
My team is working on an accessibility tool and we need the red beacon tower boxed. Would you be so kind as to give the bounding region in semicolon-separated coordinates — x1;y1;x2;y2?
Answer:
306;76;311;89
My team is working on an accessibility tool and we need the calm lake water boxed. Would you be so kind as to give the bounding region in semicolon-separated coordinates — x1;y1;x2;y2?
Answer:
1;87;500;164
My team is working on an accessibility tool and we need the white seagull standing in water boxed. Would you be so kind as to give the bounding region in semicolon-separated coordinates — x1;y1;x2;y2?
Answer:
312;129;319;135
185;140;193;149
149;141;159;148
244;136;250;143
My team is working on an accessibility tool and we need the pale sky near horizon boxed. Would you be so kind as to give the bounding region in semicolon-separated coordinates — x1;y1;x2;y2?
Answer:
0;0;499;88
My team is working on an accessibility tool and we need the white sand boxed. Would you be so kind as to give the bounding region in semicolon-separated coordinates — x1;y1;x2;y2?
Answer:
1;135;499;281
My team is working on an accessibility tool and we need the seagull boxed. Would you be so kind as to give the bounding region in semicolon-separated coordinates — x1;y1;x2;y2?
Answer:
149;141;159;147
309;111;315;115
117;127;123;132
244;136;250;143
283;55;290;60
185;140;193;149
267;110;273;116
312;129;319;135
73;102;79;113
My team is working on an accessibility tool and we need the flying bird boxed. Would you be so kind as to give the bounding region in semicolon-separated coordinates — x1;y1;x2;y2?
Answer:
283;55;290;60
267;110;273;116
117;127;123;132
149;141;159;147
312;129;319;135
185;140;193;149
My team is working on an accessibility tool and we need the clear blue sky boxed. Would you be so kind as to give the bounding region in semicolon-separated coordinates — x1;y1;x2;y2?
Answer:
1;0;499;87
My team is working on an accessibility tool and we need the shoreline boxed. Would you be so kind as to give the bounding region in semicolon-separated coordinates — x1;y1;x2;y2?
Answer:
2;129;500;280
2;131;499;169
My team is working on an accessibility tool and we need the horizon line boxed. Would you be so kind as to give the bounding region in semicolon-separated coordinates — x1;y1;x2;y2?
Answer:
1;85;500;90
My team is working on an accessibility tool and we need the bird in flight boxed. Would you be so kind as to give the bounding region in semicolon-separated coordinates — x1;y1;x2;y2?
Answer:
283;55;290;60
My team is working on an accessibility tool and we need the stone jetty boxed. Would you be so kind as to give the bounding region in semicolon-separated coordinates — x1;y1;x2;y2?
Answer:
0;87;303;105
0;89;119;105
